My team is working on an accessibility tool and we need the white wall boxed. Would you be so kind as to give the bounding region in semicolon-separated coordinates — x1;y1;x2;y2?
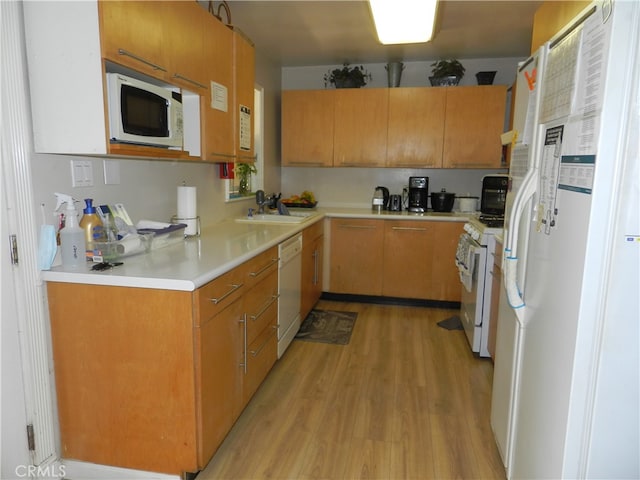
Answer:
279;57;521;207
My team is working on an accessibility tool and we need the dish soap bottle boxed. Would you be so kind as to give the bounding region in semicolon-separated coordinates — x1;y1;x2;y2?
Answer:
79;198;104;260
55;193;85;268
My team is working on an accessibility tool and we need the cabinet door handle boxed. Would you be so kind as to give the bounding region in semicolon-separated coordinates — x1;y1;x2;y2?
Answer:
312;250;319;285
117;48;167;72
249;258;278;278
209;283;244;305
391;226;428;232
286;161;326;167
208;152;236;161
338;162;381;167
239;313;247;374
249;328;277;358
172;73;207;90
250;294;279;321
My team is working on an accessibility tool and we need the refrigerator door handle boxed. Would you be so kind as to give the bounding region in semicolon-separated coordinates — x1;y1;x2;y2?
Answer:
504;168;538;326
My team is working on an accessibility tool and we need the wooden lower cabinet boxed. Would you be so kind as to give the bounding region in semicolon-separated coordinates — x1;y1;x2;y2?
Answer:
329;218;385;295
46;247;279;476
382;220;434;299
329;218;463;301
47;283;199;474
197;298;244;465
301;220;324;320
242;268;278;404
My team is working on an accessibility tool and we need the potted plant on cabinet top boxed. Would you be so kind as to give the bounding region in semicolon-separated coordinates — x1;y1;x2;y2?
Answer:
324;63;372;88
429;59;466;86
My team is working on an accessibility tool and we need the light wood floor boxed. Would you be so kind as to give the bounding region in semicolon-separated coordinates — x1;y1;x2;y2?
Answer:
199;300;506;479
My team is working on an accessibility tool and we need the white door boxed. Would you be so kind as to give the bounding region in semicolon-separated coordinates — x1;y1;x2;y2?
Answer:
1;159;32;479
1;1;59;476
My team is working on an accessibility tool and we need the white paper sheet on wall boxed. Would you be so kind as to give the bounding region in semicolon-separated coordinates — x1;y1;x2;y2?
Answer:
239;105;251;151
211;81;228;112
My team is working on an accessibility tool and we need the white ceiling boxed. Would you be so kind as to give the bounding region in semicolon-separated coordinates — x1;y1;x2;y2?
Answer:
220;0;542;67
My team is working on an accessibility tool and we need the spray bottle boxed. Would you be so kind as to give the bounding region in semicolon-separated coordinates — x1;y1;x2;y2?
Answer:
55;193;86;268
79;198;104;260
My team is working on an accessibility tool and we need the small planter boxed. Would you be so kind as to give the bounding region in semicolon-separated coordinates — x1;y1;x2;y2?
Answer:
429;75;461;87
476;71;497;85
334;77;361;89
324;63;372;89
385;62;405;87
429;59;465;87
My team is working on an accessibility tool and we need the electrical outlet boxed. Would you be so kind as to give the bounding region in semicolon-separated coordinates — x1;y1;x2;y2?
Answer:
71;160;93;187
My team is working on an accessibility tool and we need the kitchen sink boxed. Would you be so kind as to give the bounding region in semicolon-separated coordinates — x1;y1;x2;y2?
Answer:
235;211;318;224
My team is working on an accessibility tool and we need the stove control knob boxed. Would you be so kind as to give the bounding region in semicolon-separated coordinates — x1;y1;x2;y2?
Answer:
471;229;480;241
463;223;472;233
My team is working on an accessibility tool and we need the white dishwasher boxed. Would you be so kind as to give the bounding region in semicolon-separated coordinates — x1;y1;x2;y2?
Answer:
277;233;302;358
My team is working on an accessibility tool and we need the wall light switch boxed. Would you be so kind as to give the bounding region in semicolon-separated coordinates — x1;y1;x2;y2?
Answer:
71;160;93;187
103;159;121;185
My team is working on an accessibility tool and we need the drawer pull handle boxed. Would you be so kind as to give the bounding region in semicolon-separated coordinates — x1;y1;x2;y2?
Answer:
339;224;377;230
210;283;244;305
250;294;279;321
249;258;278;278
391;226;428;232
172;73;207;90
250;329;277;357
117;48;167;72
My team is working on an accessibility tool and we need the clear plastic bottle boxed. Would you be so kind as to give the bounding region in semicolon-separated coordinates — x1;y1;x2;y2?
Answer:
55;193;86;268
79;198;104;260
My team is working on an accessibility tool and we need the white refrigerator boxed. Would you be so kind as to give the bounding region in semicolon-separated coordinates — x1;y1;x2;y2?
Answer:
491;1;640;479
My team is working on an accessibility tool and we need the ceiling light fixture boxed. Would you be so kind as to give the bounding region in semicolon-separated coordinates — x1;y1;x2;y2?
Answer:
368;0;439;45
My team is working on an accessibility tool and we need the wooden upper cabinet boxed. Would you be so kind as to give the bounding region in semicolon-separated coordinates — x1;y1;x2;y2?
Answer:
98;1;167;79
162;1;206;91
202;14;235;161
531;1;590;53
443;86;506;168
282;90;335;166
233;31;256;162
387;87;446;168
333;88;388;167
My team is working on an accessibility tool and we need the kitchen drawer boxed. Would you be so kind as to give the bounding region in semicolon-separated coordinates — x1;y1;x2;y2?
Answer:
243;323;277;403
244;246;279;290
196;264;247;325
303;219;324;243
244;270;278;346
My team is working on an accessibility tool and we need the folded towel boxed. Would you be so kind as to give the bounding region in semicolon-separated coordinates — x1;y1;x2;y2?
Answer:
137;223;187;236
136;219;173;230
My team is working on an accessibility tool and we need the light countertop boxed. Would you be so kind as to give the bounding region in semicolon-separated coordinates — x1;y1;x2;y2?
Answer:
41;208;471;291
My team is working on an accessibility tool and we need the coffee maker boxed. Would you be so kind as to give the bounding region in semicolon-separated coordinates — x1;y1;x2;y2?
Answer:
408;176;429;212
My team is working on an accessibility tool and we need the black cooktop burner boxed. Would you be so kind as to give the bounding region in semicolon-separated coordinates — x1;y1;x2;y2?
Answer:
479;215;505;228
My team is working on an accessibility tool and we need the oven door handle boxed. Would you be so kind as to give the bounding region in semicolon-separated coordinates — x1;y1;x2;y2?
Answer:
456;238;482;293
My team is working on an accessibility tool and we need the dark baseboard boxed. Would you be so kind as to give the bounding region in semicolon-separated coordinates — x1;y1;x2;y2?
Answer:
320;292;460;310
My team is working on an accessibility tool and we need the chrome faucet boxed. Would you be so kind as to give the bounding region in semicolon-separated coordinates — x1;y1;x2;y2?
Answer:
255;190;268;214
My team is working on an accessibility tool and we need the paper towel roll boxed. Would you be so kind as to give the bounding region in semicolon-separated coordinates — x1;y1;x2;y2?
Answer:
177;186;198;235
116;235;143;256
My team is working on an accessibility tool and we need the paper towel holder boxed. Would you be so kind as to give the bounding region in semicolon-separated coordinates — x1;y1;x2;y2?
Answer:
171;215;201;237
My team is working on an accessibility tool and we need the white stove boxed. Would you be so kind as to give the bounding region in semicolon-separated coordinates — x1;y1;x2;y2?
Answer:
455;215;503;357
465;215;503;245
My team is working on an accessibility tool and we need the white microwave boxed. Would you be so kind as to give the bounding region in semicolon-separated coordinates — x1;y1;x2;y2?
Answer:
106;73;183;148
